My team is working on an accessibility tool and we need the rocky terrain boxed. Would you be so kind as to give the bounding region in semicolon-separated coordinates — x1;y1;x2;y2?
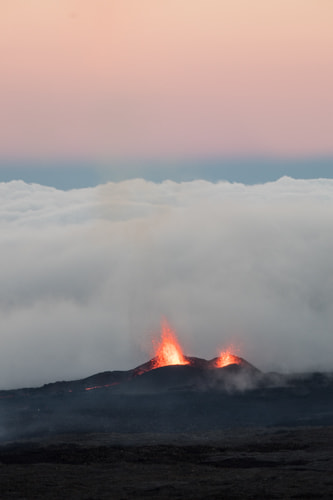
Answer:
1;427;333;499
1;361;333;498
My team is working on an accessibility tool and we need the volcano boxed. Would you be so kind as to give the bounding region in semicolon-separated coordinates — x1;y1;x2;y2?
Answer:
0;351;259;398
0;320;259;397
1;320;333;440
127;319;259;389
1;326;333;500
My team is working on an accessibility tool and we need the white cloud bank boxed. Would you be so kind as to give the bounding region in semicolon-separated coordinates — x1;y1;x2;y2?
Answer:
1;177;333;389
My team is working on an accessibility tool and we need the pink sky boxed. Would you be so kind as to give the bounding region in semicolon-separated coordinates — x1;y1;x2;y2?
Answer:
0;0;332;159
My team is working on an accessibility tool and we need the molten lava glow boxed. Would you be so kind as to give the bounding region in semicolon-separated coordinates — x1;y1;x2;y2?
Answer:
216;350;241;368
84;383;119;391
152;319;189;369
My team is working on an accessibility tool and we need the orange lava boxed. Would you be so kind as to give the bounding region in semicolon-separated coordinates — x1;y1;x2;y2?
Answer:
85;383;119;391
152;319;189;369
215;350;241;368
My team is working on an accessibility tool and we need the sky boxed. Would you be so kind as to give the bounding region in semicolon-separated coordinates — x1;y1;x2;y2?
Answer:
0;0;332;167
1;177;333;389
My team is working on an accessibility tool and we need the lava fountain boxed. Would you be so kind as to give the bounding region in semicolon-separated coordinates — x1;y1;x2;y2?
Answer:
152;319;190;369
215;350;242;368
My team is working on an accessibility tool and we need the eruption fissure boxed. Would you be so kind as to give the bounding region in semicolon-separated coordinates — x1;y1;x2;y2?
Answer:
215;351;241;368
151;319;190;369
57;320;243;393
85;383;119;391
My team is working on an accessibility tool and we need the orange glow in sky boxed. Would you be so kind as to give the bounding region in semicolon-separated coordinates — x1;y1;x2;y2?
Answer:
0;0;332;158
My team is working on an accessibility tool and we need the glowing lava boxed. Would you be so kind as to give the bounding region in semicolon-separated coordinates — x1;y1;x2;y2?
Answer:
215;350;241;368
84;383;119;391
152;319;189;369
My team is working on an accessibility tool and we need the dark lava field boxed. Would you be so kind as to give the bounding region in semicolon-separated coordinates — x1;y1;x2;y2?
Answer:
1;362;333;498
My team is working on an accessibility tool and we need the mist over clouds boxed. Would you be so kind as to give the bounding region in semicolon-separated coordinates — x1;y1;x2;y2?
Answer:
1;177;333;389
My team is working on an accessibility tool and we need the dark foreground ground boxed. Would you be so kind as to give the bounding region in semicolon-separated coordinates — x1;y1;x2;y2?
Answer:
1;426;333;499
1;367;333;498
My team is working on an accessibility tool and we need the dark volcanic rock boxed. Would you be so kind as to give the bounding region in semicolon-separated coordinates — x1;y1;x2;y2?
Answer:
112;365;212;393
1;358;333;441
1;427;333;499
0;355;260;398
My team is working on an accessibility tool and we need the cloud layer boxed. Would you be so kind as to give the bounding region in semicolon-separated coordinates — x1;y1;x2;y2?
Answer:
1;177;333;388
